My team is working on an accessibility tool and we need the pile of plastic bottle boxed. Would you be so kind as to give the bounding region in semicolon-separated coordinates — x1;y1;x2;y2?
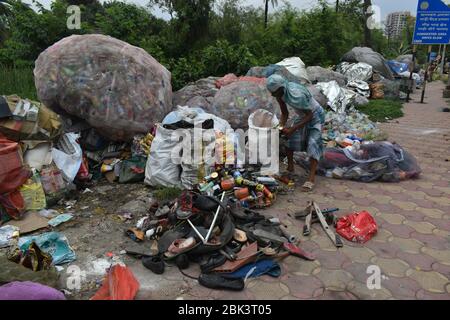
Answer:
322;110;387;147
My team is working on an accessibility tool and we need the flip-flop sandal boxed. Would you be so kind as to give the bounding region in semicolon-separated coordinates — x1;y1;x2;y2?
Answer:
302;181;314;192
164;237;197;258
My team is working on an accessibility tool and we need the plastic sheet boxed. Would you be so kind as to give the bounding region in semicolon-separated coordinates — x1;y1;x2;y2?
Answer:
246;65;303;85
23;142;53;171
337;62;373;82
276;57;310;83
306;66;347;86
91;265;139;300
380;78;401;100
387;60;409;75
296;142;421;183
315;81;356;114
34;34;172;141
341;47;394;80
18;232;76;265
51;133;82;182
347;80;370;98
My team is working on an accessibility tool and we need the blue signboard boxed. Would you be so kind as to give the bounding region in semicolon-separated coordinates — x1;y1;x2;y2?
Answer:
413;0;450;44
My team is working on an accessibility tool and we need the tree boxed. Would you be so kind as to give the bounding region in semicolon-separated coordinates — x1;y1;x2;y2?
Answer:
0;0;12;42
335;0;339;13
363;0;372;47
263;0;278;29
0;0;12;16
149;0;214;49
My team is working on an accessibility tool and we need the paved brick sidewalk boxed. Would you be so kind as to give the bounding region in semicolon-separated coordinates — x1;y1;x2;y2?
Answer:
135;81;450;300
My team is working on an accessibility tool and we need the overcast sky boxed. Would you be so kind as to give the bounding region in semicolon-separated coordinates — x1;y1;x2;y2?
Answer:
24;0;450;20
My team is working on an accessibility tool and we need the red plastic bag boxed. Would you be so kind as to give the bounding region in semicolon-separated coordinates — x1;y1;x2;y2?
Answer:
0;134;30;194
76;155;90;181
336;211;377;243
91;265;140;300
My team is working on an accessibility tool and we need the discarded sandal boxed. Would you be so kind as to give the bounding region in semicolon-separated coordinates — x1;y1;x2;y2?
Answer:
200;254;227;273
142;256;165;275
302;181;314;192
283;242;315;261
198;273;245;291
164;237;197;258
175;254;190;270
233;229;248;243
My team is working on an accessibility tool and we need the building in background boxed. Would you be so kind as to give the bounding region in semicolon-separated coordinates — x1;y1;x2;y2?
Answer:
385;11;411;40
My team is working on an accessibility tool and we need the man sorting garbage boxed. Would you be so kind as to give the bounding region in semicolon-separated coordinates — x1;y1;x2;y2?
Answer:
266;74;325;192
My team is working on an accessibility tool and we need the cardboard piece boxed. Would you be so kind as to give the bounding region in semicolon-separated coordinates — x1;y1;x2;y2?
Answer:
6;211;49;234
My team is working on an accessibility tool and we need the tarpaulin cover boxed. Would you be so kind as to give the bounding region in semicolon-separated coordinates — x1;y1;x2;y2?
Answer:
341;47;394;80
396;54;415;72
34;34;172;142
91;265;139;300
387;60;409;75
209;81;280;129
18;232;76;265
336;211;378;243
0;281;66;300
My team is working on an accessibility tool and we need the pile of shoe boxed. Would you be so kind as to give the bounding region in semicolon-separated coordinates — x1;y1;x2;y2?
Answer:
126;166;314;291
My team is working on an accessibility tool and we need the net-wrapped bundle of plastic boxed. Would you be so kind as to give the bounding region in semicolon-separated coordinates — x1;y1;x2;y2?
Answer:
34;34;173;141
208;81;280;130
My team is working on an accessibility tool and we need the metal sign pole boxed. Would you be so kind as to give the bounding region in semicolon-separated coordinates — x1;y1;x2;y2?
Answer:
406;44;417;102
421;45;432;104
440;44;447;75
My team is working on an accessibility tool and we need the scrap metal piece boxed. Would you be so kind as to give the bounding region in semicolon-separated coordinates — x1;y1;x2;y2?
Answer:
312;202;343;248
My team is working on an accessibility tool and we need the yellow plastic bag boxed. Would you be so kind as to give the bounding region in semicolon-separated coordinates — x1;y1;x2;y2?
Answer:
19;174;47;211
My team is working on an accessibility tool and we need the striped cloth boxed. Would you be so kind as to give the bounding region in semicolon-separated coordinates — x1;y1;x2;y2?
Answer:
287;99;325;161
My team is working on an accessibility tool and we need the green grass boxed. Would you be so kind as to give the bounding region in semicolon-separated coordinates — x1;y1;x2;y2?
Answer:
153;187;182;201
357;99;404;123
0;66;37;100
